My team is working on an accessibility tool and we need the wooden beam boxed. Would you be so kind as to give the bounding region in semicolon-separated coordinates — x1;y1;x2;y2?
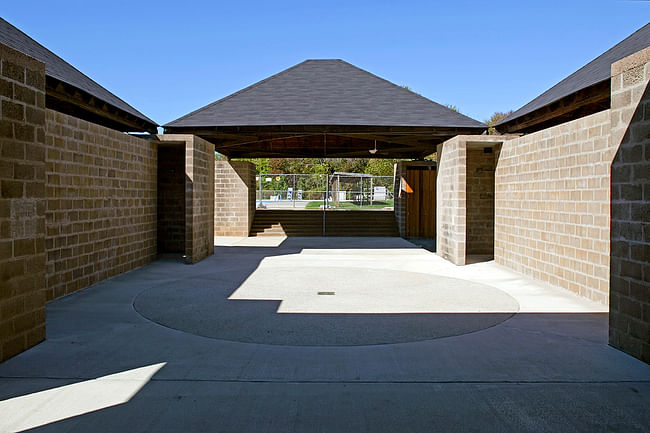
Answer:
498;81;610;134
46;78;157;133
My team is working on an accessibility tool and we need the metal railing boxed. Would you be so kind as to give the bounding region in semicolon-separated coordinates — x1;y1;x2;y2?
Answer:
256;173;394;210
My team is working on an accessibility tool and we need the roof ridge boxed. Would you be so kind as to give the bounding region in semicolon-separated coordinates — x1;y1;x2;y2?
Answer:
0;17;156;125
166;60;313;126
167;58;485;127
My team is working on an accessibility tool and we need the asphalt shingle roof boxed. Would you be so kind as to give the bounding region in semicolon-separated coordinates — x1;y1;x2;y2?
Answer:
166;59;486;129
499;23;650;127
0;17;156;127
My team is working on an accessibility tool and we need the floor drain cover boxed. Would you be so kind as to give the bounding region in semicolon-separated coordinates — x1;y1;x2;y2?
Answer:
317;291;335;295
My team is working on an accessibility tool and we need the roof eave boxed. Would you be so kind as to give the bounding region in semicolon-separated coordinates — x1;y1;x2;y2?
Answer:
46;77;158;133
496;80;610;134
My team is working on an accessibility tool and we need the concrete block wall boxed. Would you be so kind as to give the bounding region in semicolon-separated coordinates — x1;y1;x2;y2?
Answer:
185;136;215;263
0;43;47;362
609;47;650;363
436;137;467;264
157;145;185;253
494;110;614;304
158;134;215;263
214;161;256;237
44;110;157;300
467;146;498;255
436;136;504;265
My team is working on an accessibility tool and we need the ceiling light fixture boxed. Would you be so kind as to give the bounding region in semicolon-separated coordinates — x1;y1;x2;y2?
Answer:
369;140;378;155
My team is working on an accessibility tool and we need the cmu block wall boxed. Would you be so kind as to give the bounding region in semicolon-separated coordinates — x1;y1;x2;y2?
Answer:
437;136;506;265
214;161;256;237
44;110;157;300
609;47;650;363
495;110;614;304
185;136;214;263
467;147;498;255
157;145;185;253
0;43;47;361
436;138;466;264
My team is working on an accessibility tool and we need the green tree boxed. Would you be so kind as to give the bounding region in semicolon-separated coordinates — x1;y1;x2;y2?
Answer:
365;159;397;176
485;110;513;135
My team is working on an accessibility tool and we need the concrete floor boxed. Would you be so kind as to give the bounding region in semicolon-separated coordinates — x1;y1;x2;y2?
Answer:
0;237;648;432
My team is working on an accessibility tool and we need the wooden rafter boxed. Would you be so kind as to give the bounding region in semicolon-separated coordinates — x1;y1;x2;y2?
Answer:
46;77;157;133
497;81;610;134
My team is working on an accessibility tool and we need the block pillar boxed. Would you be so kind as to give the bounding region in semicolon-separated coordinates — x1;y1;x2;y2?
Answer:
157;134;215;264
436;137;467;264
0;43;47;361
609;47;650;364
214;161;256;237
436;136;505;266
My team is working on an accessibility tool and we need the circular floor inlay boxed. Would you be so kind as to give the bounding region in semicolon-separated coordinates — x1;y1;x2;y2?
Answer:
134;267;519;346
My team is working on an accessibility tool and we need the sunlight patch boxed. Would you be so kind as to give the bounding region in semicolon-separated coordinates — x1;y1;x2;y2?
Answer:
0;362;165;432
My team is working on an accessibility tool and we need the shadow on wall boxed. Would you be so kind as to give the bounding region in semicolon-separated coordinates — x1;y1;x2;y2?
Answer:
609;77;650;363
157;145;185;255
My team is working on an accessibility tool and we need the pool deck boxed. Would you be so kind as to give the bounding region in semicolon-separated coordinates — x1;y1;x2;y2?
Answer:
0;237;648;432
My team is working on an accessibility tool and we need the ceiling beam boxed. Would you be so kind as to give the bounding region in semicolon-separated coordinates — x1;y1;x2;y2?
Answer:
497;81;610;134
46;78;157;133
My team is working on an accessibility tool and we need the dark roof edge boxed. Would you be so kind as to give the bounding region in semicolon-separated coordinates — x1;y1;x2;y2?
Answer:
47;76;158;133
165;59;487;128
497;23;650;129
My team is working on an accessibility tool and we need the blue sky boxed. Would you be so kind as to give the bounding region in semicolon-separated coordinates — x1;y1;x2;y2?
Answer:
3;1;649;125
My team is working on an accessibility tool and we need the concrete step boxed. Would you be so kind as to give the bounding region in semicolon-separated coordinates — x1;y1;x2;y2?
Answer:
250;210;399;237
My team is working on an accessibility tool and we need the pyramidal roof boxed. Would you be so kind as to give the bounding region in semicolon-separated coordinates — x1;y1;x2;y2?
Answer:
166;59;485;129
498;23;650;130
0;17;156;130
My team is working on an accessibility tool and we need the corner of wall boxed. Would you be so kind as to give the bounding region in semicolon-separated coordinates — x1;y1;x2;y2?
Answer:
608;46;650;364
0;42;47;361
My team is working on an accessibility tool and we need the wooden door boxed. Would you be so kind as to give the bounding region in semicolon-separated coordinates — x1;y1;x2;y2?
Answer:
405;168;436;238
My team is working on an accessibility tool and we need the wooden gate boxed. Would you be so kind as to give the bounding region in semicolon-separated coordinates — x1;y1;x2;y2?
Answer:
405;167;436;238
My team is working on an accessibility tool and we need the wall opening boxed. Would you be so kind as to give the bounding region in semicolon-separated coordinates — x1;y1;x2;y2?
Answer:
466;143;499;257
157;143;185;254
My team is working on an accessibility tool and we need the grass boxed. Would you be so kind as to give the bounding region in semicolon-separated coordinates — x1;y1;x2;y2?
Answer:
305;200;394;209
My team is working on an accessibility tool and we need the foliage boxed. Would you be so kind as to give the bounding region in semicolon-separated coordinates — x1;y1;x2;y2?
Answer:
485;110;513;135
444;104;459;113
234;157;405;176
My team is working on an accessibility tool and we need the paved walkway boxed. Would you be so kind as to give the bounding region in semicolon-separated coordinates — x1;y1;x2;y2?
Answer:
0;237;648;432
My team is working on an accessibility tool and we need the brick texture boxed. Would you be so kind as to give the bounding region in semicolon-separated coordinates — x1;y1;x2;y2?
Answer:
437;136;506;265
467;146;498;255
159;135;215;263
186;136;215;263
0;43;46;362
494;110;614;304
44;110;157;300
158;145;185;253
609;47;650;363
436;137;466;264
214;161;256;237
